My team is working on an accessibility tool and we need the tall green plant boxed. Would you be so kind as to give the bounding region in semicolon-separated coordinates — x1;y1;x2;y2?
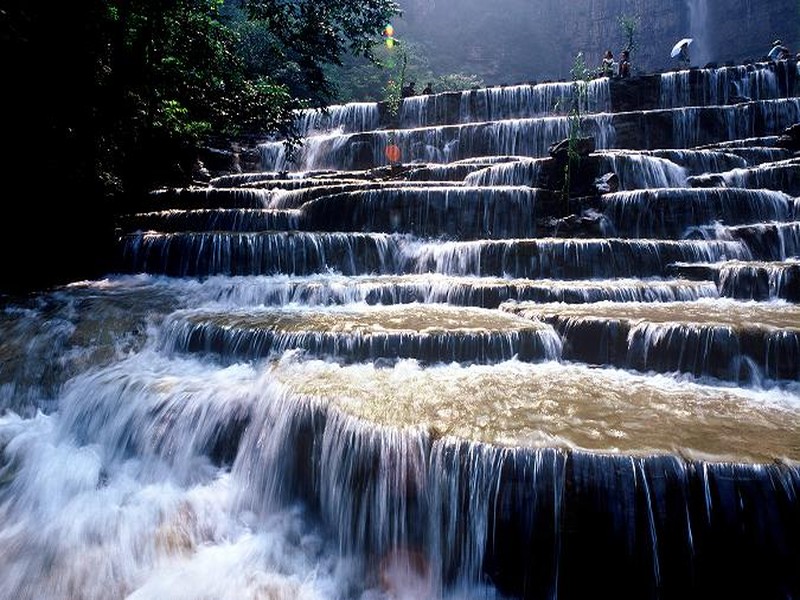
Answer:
562;51;592;201
384;47;408;119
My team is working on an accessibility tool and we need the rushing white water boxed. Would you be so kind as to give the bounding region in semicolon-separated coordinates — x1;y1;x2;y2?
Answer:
2;284;799;599
660;65;780;109
259;112;618;172
295;103;380;137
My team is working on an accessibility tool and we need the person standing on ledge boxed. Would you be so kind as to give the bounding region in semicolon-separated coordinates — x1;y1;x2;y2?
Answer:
600;50;615;77
678;41;691;68
768;39;790;61
618;49;631;78
421;82;433;95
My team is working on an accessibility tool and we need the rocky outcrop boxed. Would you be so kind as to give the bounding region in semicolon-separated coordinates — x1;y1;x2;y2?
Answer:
776;123;800;152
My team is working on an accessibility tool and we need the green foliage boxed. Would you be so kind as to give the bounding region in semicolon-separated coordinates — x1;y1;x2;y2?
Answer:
434;72;485;92
243;0;401;107
569;52;592;123
160;100;212;139
618;14;640;55
562;52;592;202
325;54;393;102
325;37;486;104
2;0;401;200
384;49;408;118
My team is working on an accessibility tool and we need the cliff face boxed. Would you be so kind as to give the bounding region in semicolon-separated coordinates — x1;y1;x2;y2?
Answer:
398;0;800;83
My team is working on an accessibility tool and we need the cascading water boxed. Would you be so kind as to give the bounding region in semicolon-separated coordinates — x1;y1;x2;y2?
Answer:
1;61;799;600
685;0;710;67
294;103;381;137
660;65;781;109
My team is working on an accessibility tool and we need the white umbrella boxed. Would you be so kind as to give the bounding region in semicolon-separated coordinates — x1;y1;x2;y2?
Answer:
671;38;693;58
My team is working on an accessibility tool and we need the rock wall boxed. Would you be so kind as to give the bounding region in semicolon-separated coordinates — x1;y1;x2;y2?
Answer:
398;0;800;83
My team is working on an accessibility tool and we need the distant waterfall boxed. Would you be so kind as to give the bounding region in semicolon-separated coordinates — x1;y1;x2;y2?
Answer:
685;0;710;66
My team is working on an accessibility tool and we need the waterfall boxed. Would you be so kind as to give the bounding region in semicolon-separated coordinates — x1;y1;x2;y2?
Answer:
685;0;711;67
660;66;781;109
2;53;800;600
294;102;380;136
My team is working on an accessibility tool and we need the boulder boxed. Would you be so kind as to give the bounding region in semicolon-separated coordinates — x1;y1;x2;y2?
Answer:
594;172;619;194
687;173;726;188
549;136;596;160
540;209;607;238
775;123;800;152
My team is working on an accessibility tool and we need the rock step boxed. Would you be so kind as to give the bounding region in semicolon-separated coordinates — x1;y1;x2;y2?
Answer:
160;304;561;364
335;274;719;308
688;158;800;195
296;65;794;135
597;188;796;239
669;259;800;301
125;187;798;247
140;273;717;309
270;356;800;462
118;232;750;279
502;299;800;382
117;208;302;234
238;361;800;599
260;99;800;172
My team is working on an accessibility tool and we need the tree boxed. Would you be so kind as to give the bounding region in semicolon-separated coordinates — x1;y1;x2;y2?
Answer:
325;37;486;104
3;0;400;195
618;14;640;56
0;0;401;293
243;0;401;108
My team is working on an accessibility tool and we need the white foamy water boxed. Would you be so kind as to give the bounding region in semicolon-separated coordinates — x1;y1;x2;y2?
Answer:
0;345;504;600
2;277;797;598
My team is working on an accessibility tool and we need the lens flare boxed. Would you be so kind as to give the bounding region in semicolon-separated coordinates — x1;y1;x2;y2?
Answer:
386;38;395;49
385;144;401;163
384;24;394;37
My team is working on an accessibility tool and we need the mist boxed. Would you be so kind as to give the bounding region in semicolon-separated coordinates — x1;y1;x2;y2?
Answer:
396;0;800;84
